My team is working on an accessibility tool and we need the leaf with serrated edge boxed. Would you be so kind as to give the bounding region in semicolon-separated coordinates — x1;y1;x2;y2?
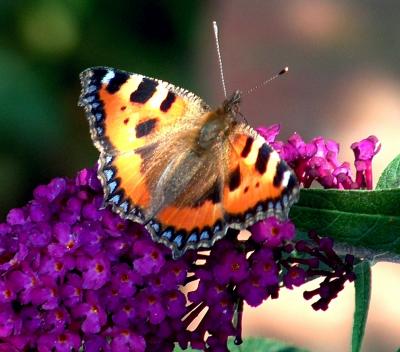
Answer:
290;188;400;254
352;261;371;352
376;154;400;189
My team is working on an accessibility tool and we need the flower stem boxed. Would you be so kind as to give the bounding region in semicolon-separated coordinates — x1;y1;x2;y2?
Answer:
333;242;400;265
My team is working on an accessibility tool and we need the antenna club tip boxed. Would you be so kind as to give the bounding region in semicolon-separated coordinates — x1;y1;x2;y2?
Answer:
279;67;289;75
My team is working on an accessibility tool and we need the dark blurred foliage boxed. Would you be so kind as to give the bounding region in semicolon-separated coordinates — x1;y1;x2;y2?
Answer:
0;0;205;218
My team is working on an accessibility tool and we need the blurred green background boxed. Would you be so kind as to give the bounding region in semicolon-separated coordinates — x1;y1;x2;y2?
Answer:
0;0;204;218
1;2;400;351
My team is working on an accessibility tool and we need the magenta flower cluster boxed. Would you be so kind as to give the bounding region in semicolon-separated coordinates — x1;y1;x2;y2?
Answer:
257;125;380;190
0;125;380;351
0;170;188;351
0;171;354;351
181;218;356;350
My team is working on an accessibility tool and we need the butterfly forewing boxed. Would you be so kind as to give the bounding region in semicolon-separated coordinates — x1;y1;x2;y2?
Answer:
79;67;210;154
79;67;212;222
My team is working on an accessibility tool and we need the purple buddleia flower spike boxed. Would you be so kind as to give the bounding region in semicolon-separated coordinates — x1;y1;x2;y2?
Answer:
0;168;189;351
1;120;374;350
257;126;380;189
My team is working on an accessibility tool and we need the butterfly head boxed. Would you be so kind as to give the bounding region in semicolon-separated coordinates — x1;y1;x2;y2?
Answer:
223;90;242;116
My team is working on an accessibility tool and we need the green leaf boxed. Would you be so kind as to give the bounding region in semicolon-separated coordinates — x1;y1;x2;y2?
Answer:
290;188;400;254
376;154;400;189
227;337;309;352
174;337;309;352
352;261;371;352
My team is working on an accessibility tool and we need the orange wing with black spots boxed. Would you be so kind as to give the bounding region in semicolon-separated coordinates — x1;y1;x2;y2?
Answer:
79;66;211;223
79;67;210;154
79;67;299;259
222;124;298;229
142;124;299;258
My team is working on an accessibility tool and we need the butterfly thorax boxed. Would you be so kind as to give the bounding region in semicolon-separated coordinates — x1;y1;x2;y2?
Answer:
197;90;241;150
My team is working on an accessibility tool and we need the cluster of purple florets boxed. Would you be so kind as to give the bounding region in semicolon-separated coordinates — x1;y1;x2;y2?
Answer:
180;217;357;350
257;124;380;190
0;170;189;351
0;125;380;351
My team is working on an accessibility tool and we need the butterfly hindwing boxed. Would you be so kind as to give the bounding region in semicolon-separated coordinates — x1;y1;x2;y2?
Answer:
222;123;299;228
99;134;227;258
139;124;299;258
148;146;226;257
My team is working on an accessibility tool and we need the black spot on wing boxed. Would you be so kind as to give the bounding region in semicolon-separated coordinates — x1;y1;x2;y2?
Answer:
286;173;297;192
106;71;129;93
241;136;254;158
90;68;109;87
229;165;241;191
135;118;158;138
273;161;286;187
255;143;272;174
160;91;176;112
194;179;221;207
130;78;158;103
206;182;221;204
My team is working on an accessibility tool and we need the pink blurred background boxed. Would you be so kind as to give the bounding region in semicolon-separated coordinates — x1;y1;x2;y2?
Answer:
196;1;400;351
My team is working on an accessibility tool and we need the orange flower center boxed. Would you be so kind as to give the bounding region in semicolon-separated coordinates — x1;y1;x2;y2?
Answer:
231;263;240;272
56;310;64;320
96;263;104;273
264;263;272;272
148;295;157;305
271;226;280;236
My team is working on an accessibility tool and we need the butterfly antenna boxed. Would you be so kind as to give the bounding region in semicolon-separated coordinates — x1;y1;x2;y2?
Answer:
245;66;289;96
213;21;227;98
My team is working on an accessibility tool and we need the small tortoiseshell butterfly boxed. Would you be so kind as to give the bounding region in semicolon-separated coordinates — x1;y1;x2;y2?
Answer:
79;67;299;258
